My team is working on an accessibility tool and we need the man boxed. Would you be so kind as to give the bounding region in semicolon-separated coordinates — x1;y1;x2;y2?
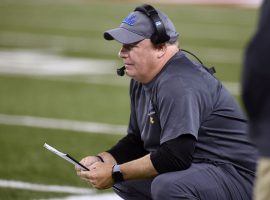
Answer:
76;4;258;200
242;1;270;199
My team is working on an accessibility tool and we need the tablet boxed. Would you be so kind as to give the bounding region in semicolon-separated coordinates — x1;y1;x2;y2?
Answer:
43;143;89;171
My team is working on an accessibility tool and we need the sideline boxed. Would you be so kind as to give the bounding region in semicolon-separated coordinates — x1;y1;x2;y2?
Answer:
0;114;127;135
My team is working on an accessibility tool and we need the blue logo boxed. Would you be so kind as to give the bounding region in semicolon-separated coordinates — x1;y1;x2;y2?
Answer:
122;14;136;26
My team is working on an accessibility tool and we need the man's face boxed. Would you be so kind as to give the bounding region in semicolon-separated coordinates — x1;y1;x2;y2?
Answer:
118;39;158;83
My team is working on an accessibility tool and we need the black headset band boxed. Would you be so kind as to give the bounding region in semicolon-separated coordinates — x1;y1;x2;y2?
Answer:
134;4;170;44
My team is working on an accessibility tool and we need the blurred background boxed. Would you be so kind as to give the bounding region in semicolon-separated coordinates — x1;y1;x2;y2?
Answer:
0;0;261;199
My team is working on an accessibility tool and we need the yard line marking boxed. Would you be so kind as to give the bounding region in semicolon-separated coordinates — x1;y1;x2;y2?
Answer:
41;194;122;200
0;179;94;194
0;29;247;47
0;50;241;96
0;114;127;135
0;179;122;200
0;50;116;76
0;82;240;135
40;193;123;200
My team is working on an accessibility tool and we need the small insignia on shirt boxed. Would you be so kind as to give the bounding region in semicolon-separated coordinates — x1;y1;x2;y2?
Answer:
150;116;155;124
148;100;156;124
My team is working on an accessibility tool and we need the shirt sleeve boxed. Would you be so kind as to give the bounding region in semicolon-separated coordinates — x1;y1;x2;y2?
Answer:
150;134;196;173
127;79;141;136
156;76;209;144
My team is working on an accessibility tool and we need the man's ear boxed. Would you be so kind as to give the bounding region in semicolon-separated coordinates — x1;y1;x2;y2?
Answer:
156;44;167;58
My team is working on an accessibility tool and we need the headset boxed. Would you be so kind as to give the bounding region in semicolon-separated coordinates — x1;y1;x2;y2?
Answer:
117;4;215;76
134;4;170;45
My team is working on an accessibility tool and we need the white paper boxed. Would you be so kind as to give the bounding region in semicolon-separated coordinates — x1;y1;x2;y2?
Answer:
43;143;88;170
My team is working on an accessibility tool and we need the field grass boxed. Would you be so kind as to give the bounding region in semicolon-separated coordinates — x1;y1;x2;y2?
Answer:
0;0;258;199
0;1;258;81
0;125;121;185
0;75;129;124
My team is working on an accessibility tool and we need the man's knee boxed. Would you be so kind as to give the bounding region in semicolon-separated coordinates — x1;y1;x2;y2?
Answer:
113;182;135;199
151;175;172;199
113;180;152;200
151;174;198;200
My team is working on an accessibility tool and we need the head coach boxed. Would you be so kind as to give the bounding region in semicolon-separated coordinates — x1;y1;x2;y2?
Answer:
76;4;258;200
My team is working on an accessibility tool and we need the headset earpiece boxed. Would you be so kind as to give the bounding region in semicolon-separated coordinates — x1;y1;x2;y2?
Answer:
134;4;170;44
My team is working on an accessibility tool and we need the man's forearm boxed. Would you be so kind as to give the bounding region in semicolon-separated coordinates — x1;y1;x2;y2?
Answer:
120;154;158;180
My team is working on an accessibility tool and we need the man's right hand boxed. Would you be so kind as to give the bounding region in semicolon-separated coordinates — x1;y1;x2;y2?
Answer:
76;156;101;171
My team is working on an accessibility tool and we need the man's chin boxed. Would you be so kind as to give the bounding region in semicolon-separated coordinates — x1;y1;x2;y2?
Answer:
125;70;134;77
126;73;139;81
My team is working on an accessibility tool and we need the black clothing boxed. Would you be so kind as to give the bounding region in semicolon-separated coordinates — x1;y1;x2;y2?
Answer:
242;0;270;157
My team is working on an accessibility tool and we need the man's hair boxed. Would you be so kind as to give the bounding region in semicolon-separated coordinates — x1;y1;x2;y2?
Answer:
153;40;179;49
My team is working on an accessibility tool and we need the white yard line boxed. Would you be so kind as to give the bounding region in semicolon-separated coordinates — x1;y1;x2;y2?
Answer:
0;179;122;200
0;50;116;76
0;81;240;136
0;179;94;194
41;194;122;200
0;29;247;49
0;49;241;95
0;81;240;134
0;114;126;135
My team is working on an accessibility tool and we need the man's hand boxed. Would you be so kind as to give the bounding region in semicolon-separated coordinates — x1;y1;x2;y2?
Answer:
75;155;100;182
74;156;101;172
77;162;115;189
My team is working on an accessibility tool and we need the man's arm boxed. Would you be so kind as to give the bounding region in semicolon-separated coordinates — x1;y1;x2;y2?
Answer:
106;134;149;164
76;134;196;189
120;134;196;180
120;154;158;180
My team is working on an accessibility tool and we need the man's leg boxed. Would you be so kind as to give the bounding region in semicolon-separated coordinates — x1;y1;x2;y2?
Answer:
113;179;153;200
151;163;254;200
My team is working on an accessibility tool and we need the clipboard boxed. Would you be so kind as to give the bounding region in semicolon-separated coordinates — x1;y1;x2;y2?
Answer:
43;143;89;171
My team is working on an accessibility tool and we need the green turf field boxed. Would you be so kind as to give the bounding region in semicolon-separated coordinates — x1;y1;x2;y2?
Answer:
0;0;258;199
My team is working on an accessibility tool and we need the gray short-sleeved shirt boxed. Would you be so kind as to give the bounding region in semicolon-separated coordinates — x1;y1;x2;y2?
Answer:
128;51;258;173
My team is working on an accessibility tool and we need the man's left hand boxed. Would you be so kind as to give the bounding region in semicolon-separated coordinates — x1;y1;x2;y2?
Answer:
77;162;114;189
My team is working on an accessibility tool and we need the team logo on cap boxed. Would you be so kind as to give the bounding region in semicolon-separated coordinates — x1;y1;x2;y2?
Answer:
122;14;136;26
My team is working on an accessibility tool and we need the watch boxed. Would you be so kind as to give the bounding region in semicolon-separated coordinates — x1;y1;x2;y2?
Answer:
112;164;124;183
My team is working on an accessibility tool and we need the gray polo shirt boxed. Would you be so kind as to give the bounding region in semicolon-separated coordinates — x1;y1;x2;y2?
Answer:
128;51;258;173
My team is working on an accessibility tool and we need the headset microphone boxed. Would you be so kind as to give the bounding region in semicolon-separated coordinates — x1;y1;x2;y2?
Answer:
117;66;126;76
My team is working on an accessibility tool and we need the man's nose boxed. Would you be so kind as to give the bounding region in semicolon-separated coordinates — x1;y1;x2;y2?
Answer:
118;46;128;59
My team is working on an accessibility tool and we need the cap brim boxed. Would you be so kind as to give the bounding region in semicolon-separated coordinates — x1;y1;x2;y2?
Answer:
104;27;145;44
